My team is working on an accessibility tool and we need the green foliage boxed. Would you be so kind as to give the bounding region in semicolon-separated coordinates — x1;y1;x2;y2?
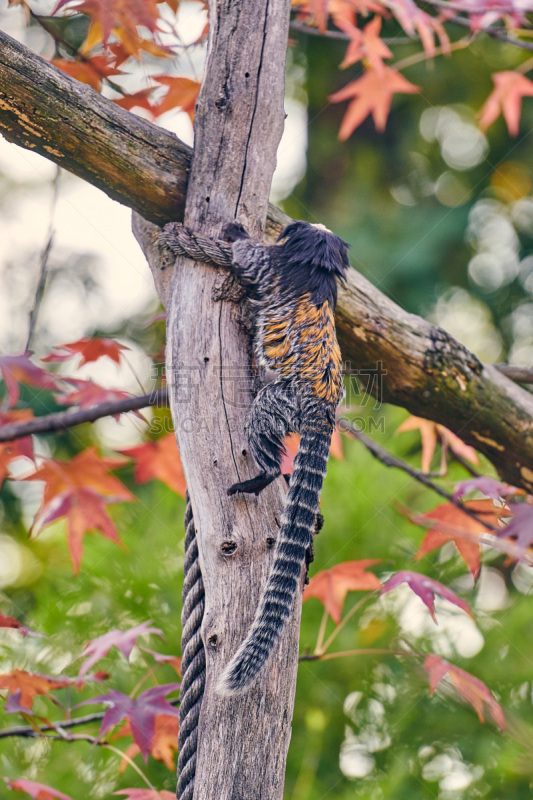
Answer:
2;404;533;798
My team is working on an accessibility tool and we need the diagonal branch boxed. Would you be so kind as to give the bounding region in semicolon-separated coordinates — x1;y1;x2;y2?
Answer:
338;416;500;531
1;29;532;491
0;696;179;740
0;388;168;442
0;29;190;226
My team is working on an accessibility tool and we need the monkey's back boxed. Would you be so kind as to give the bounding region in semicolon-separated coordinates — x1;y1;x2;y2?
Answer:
256;292;343;409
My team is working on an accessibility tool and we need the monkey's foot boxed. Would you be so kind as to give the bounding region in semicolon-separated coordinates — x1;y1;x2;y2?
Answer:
227;472;277;496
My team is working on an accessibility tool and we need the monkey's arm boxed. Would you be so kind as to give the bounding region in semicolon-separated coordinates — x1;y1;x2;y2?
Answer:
160;221;270;289
159;222;235;272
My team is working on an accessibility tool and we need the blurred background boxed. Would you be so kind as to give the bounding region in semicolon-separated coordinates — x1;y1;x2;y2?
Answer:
1;2;533;798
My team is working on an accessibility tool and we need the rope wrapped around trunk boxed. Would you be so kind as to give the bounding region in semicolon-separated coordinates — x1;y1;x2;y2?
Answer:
160;222;233;269
177;492;206;800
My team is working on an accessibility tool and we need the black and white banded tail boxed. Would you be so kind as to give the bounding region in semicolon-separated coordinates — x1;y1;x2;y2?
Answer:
217;427;331;695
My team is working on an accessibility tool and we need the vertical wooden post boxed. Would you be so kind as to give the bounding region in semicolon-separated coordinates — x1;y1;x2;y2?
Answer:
166;1;300;797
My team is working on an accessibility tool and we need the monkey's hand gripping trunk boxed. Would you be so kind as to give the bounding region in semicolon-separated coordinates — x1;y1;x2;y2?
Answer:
217;426;331;695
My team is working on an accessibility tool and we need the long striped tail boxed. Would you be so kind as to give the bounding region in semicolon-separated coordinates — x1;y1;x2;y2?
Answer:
217;427;331;695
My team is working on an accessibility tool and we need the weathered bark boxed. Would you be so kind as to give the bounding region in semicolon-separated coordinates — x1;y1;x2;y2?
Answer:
0;30;190;225
335;271;533;492
163;1;295;798
2;27;533;490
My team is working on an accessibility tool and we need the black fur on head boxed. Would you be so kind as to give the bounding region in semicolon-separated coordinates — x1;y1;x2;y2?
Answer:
277;221;350;280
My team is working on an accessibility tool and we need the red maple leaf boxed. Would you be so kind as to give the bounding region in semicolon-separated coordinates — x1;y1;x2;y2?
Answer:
6;778;75;800
114;791;176;800
0;354;60;407
120;433;186;497
424;654;505;731
0;612;28;634
330;66;419;139
380;570;473;622
0;611;39;637
479;72;533;136
55;379;134;413
0;410;34;486
25;447;133;573
43;337;130;367
304;560;382;622
82;684;180;761
79;621;164;676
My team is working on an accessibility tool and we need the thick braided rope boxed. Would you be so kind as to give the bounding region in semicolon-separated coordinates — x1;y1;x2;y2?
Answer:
160;222;233;269
161;225;227;798
177;492;206;800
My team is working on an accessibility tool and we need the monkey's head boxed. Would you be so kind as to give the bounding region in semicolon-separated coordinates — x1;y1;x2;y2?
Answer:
277;220;350;281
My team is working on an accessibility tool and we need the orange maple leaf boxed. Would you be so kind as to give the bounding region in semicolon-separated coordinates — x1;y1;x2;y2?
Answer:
414;499;506;578
120;433;186;497
329;427;344;460
337;16;392;72
51;56;123;91
479;72;533;136
397;415;478;474
26;447;133;573
329;0;384;28
330;66;419;139
280;428;343;475
116;714;179;770
114;88;157;115
302;0;329;31
142;648;182;675
0;669;85;709
112;25;171;60
53;0;163;50
304;560;382;622
153;76;201;120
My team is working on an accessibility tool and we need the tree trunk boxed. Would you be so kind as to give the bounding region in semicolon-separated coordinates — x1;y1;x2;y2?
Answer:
165;1;297;798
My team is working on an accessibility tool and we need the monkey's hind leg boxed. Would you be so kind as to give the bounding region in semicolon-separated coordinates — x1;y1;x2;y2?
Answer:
228;382;298;497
